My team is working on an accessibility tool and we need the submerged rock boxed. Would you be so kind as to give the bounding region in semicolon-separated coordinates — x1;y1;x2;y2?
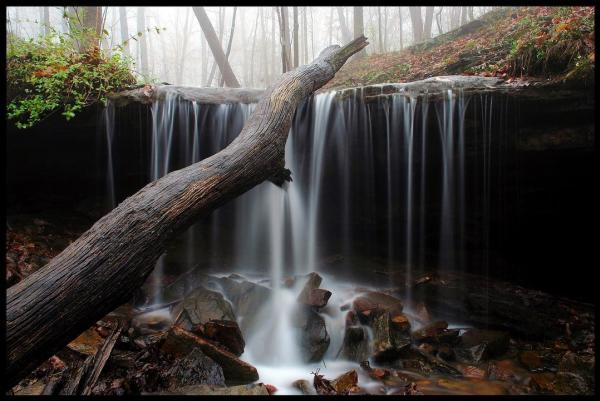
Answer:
164;348;225;388
161;326;258;384
175;287;236;331
292;379;315;395
203;320;245;356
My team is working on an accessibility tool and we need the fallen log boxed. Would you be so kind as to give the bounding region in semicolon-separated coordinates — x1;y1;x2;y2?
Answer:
6;35;369;388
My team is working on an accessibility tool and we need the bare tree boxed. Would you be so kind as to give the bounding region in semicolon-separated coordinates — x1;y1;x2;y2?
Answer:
302;7;308;65
136;7;149;76
377;7;383;53
353;7;366;58
69;7;103;51
193;6;240;88
399;7;404;50
423;7;434;40
408;6;423;44
468;6;475;21
176;8;192;85
41;7;50;36
336;7;352;43
219;7;238;87
206;7;225;87
119;7;130;57
293;7;299;68
249;10;259;86
451;7;460;30
461;6;468;25
275;6;292;73
436;7;444;35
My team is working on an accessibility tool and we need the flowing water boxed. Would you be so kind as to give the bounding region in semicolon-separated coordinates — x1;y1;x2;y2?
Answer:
102;84;504;394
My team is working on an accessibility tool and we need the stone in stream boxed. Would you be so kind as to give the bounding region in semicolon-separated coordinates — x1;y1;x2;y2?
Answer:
340;325;370;362
203;320;245;356
370;311;412;362
300;288;332;309
152;383;270;395
209;277;271;334
297;272;323;304
455;329;510;362
164;348;225;388
292;379;315;395
352;291;404;324
174;286;236;331
292;306;330;362
331;369;358;394
161;326;258;384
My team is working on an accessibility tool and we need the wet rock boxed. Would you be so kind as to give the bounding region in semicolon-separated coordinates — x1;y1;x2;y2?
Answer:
132;311;173;335
487;359;524;382
203;320;245;356
211;277;271;333
13;381;46;395
108;349;138;369
164;348;225;388
292;379;315;395
340;326;370;362
554;372;590;395
519;350;542;371
155;383;270;395
528;372;556;393
418;343;436;354
293;308;330;362
437;344;455;361
161;326;258;384
457;329;510;362
265;384;278;395
371;312;411;362
353;292;403;324
455;364;487;379
67;327;105;357
331;370;358;394
558;351;594;388
411;320;448;343
297;272;323;304
391;314;411;332
175;287;235;331
392;346;463;376
301;288;332;309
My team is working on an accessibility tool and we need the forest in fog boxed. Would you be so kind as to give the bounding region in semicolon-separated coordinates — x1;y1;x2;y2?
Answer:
6;6;494;88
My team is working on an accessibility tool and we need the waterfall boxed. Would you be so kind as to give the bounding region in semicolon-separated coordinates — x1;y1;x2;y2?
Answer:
102;83;504;393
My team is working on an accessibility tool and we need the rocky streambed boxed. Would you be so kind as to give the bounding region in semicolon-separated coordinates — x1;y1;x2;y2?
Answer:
8;259;595;395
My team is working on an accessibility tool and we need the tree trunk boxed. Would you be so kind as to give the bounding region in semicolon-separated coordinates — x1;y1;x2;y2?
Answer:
137;7;149;77
219;7;238;87
70;6;102;52
276;7;292;73
423;7;434;40
42;7;50;36
377;7;383;53
399;7;404;50
468;7;475;21
408;6;423;44
336;7;352;43
119;7;130;57
6;35;369;389
193;6;240;88
293;7;299;68
353;7;366;58
461;6;468;26
205;7;224;87
177;8;192;85
436;7;444;35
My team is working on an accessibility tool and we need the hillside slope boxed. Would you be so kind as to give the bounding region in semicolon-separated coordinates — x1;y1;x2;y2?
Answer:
324;6;594;90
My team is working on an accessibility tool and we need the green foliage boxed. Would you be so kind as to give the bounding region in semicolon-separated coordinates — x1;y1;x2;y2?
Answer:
7;29;137;129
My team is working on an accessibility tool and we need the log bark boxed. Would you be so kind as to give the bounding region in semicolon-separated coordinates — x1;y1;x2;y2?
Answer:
6;35;369;389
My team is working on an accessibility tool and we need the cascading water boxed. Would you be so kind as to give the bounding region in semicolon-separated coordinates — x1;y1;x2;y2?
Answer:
103;82;502;394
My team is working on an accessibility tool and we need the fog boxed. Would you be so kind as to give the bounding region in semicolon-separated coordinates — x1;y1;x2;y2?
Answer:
6;6;495;89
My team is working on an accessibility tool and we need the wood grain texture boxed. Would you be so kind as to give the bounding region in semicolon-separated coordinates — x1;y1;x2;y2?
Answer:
6;36;369;388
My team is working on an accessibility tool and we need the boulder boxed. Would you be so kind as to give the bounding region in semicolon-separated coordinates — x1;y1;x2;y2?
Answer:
155;383;270;395
161;326;258;384
203;320;245;356
292;307;330;362
340;326;370;362
457;329;510;362
297;272;323;304
292;379;315;395
371;311;411;362
175;287;236;331
164;348;225;388
331;370;358;394
519;350;542;371
300;288;332;309
352;292;403;324
66;327;105;357
411;321;448;343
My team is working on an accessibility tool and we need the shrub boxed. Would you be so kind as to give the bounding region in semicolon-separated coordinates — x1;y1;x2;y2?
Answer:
7;29;138;129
